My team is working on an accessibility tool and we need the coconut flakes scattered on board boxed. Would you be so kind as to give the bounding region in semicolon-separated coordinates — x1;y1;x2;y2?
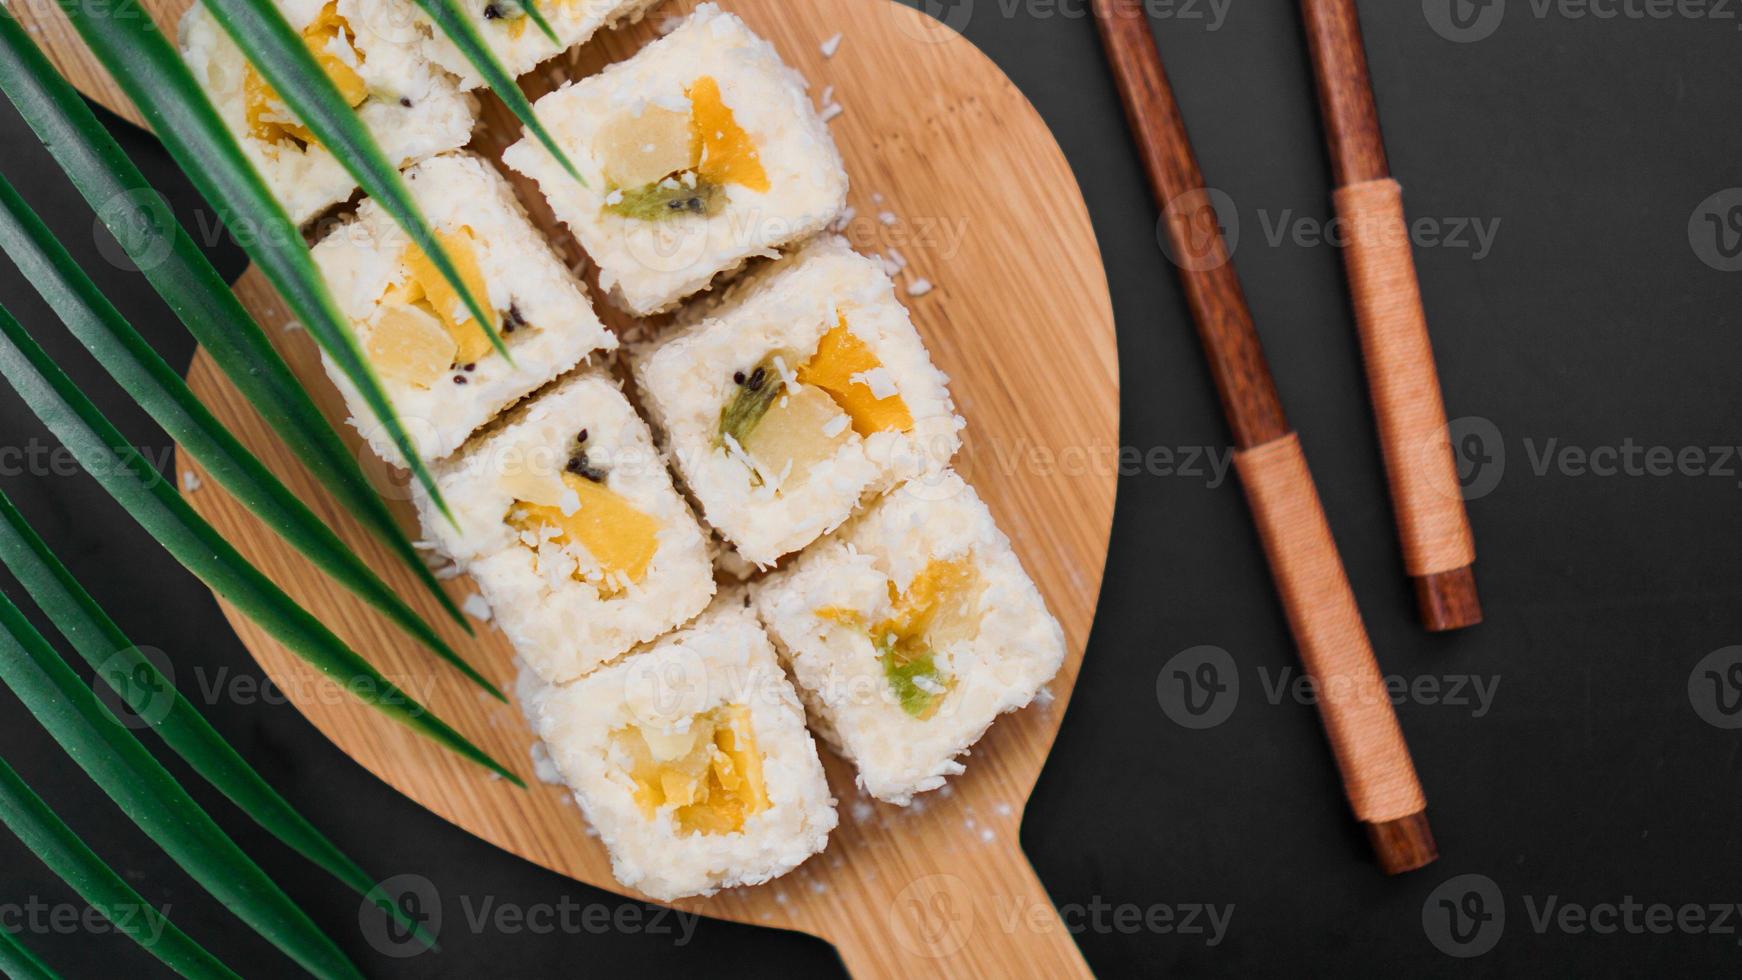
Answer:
820;32;844;58
906;278;935;297
462;592;493;622
180;470;202;492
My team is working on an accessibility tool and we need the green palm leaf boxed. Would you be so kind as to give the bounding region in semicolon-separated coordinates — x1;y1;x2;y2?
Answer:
0;301;522;786
0;757;240;979
0;486;429;953
0;177;502;700
0;9;470;632
0;927;58;980
520;0;562;45
198;0;509;360
411;0;583;182
49;2;458;525
0;593;359;979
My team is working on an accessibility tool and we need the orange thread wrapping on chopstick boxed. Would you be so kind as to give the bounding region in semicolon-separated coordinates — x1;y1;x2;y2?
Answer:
1234;434;1427;823
1334;178;1474;577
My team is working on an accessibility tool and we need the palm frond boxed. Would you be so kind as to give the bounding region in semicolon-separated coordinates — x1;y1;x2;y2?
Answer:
0;176;501;698
48;3;458;524
0;486;432;951
520;0;562;45
0;926;58;980
0;757;241;979
198;0;510;360
411;0;583;181
0;593;360;979
0;301;522;785
0;9;471;631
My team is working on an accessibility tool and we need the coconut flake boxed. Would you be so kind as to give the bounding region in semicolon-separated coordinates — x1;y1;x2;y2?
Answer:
180;470;202;493
878;211;897;226
820;32;843;58
851;367;898;400
819;103;844;124
822;413;851;438
462;593;493;622
907;278;935;297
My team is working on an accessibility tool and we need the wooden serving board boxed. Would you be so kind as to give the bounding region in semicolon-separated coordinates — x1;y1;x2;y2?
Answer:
17;0;1119;974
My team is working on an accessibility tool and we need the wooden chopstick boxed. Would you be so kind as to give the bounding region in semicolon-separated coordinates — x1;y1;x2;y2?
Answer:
1090;0;1436;874
1301;0;1482;632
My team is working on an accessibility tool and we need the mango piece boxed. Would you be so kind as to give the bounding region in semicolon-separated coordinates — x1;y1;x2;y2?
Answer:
244;2;367;145
597;104;696;189
614;705;769;836
872;559;980;719
742;384;852;484
797;317;914;437
688;75;769;193
402;227;496;365
507;472;663;591
365;304;455;388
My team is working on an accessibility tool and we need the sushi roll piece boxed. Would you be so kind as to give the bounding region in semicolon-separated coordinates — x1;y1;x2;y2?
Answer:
312;151;617;464
416;0;668;91
517;592;837;901
415;369;715;685
179;0;479;224
502;2;848;316
752;472;1066;806
631;236;962;567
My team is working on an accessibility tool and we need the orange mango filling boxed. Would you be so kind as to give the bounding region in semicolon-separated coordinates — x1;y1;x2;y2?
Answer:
687;75;769;193
245;2;368;145
396;227;497;367
507;472;663;594
816;559;982;719
797;316;914;437
615;706;769;835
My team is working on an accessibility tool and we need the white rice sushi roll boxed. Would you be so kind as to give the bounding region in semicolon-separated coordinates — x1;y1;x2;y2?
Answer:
312;151;617;464
752;472;1066;805
631;236;962;567
179;0;478;224
415;369;715;685
518;591;837;901
502;2;848;316
416;0;667;91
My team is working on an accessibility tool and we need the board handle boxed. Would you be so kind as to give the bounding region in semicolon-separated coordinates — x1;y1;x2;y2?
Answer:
1233;434;1436;873
827;849;1092;979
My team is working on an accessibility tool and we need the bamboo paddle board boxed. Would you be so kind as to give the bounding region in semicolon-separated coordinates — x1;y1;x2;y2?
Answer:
16;0;1119;973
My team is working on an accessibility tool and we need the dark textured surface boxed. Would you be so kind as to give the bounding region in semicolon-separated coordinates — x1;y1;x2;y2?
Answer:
2;1;1739;975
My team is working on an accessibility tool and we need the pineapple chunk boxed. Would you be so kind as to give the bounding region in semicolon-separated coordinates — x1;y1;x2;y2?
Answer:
614;705;769;836
365;304;455;388
688;75;770;193
797;316;915;437
244;2;367;145
742;384;852;484
401;227;496;365
507;472;663;591
597;105;695;189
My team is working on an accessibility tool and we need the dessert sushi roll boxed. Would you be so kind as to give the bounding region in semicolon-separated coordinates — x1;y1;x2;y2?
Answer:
417;0;667;91
502;2;848;316
415;369;715;685
518;591;837;901
311;151;617;464
751;472;1066;806
631;236;962;567
179;0;479;224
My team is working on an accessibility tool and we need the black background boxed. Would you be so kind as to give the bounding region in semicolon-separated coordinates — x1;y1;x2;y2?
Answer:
2;0;1740;975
